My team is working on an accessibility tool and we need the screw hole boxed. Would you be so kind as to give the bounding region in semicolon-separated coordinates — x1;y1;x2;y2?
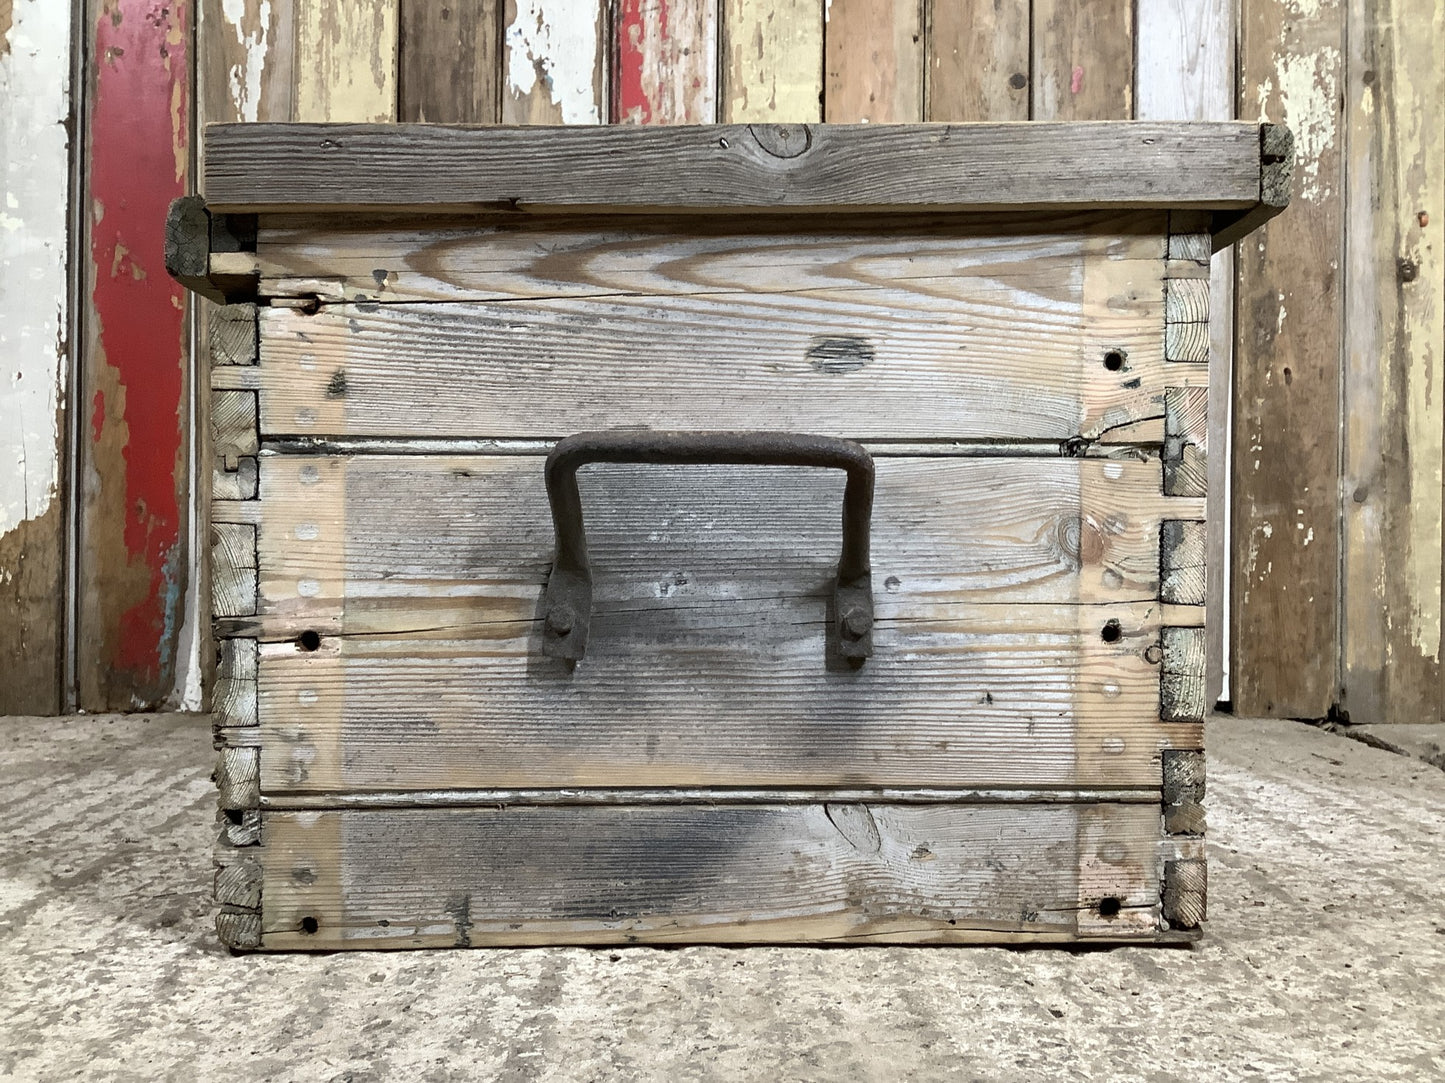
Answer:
1103;350;1126;372
1101;619;1122;643
300;915;319;934
1098;896;1122;918
297;630;321;652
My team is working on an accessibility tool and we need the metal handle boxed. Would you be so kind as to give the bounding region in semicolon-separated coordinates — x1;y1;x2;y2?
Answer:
542;430;875;663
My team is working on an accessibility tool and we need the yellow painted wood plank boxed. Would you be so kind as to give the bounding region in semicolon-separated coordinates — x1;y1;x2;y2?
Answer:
721;0;823;122
294;0;398;123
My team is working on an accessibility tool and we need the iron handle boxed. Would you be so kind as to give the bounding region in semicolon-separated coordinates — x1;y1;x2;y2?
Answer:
542;430;875;663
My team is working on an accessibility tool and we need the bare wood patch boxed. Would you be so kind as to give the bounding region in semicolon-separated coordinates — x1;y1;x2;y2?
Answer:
212;523;258;618
1164;386;1208;496
926;0;1029;122
1162;856;1207;928
216;746;261;810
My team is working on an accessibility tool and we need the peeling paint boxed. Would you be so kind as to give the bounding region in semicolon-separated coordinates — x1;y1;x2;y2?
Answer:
1255;48;1341;201
505;0;603;124
0;0;71;537
221;0;272;122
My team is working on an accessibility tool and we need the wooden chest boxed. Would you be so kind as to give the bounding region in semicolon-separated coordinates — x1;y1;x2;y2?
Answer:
170;122;1291;950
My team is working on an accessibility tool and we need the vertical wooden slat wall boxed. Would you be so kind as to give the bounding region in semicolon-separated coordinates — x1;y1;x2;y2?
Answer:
0;0;73;714
1234;0;1346;718
26;1;1442;724
75;0;193;711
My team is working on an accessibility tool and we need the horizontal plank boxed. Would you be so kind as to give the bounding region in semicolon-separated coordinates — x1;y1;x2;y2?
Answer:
242;210;1167;303
248;454;1203;638
254;598;1200;792
249;258;1173;441
201;121;1268;213
256;802;1169;947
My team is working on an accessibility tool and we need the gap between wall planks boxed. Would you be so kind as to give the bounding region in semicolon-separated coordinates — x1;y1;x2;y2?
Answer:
75;0;191;711
0;0;72;714
1341;0;1444;723
1233;0;1345;718
1136;0;1235;707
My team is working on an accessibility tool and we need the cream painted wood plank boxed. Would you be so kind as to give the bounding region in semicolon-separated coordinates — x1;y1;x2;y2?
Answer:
247;210;1167;304
295;0;398;123
202;121;1268;212
926;0;1028;121
1032;0;1134;121
502;0;607;123
1342;0;1444;722
1135;0;1235;705
824;0;922;123
721;0;822;123
252;247;1170;441
254;598;1200;793
0;0;72;713
256;803;1167;948
613;0;717;124
248;455;1202;640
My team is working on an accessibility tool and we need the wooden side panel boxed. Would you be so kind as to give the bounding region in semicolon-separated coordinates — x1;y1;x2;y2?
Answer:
721;0;822;122
1032;0;1134;120
613;0;717;124
294;0;399;123
502;0;608;123
1341;0;1444;723
925;0;1028;122
244;219;1174;441
0;0;72;714
824;0;922;123
257;803;1168;948
77;0;191;710
399;0;501;124
245;455;1201;638
1235;0;1345;716
1136;0;1235;706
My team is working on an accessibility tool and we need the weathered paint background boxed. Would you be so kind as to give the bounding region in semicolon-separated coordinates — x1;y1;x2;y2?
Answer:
0;0;73;714
76;0;191;710
5;0;1441;724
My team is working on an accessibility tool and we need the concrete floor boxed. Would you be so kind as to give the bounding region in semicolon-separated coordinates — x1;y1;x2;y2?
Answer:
1;715;1441;1083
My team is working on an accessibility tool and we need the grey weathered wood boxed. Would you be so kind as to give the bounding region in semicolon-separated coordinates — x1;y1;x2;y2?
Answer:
1161;748;1206;835
214;637;258;732
210;304;258;366
202;122;1270;214
218;807;262;847
256;802;1166;947
1164;386;1208;497
215;746;260;810
1161;626;1208;722
254;602;1202;793
214;855;263;908
1160;520;1207;606
216;907;263;950
1162;856;1207;928
211;523;257;618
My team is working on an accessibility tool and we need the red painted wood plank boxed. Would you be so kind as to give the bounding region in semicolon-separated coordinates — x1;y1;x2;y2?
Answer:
613;0;717;124
78;0;192;708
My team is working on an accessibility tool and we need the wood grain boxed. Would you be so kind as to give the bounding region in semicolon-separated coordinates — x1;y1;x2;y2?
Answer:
1234;0;1344;717
926;0;1028;121
198;0;296;126
253;596;1199;793
294;0;398;123
721;0;821;123
257;802;1168;947
1341;0;1444;723
245;209;1166;303
201;122;1268;213
399;0;500;123
824;0;922;123
1032;0;1134;120
246;226;1173;441
502;0;607;123
1160;520;1207;607
613;0;717;124
246;454;1201;637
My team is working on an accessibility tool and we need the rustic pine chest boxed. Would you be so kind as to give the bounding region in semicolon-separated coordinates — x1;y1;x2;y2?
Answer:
169;121;1291;950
